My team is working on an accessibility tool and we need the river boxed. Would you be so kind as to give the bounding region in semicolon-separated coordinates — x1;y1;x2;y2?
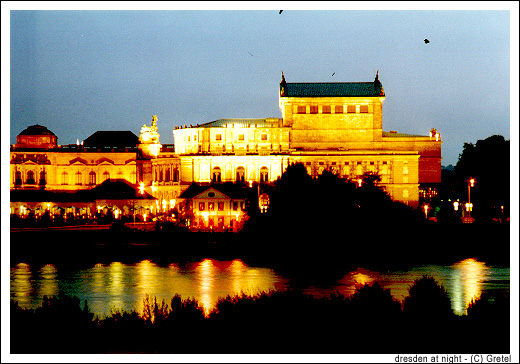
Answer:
10;257;509;318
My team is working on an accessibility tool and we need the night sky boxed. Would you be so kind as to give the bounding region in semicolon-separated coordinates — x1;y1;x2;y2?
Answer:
6;5;514;166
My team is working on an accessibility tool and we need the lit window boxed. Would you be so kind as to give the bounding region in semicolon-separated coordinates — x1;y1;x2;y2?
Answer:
208;202;214;211
238;134;244;141
61;172;68;185
322;105;331;114
199;202;205;211
216;134;222;141
360;105;369;113
310;105;318;114
335;105;343;114
347;105;356;113
261;134;267;141
297;105;306;114
218;202;224;211
75;171;82;185
89;171;96;185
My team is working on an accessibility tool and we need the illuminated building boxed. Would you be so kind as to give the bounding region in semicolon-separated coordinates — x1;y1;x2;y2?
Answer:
173;72;442;208
9;117;176;220
177;184;250;232
10;73;442;222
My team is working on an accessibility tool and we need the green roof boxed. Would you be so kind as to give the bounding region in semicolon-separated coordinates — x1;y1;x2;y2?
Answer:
281;82;384;97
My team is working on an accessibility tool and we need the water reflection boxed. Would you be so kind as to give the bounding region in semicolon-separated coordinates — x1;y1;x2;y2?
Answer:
10;263;33;306
10;258;508;318
38;264;58;298
450;258;488;315
305;259;507;316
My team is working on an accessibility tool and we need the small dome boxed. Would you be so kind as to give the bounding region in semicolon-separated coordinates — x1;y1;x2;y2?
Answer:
19;124;56;136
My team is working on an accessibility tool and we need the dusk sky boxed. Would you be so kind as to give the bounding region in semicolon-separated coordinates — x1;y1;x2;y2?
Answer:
6;5;514;166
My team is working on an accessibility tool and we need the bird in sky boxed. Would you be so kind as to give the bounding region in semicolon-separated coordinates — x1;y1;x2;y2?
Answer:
247;51;254;57
424;39;430;44
279;10;283;14
331;72;335;77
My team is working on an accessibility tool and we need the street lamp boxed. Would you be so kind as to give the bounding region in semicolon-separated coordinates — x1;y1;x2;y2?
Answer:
423;204;429;219
466;177;476;218
453;201;459;211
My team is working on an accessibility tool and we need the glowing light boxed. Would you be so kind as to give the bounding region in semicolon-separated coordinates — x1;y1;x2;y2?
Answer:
201;211;209;221
469;178;475;188
46;203;50;210
143;213;147;221
465;203;473;212
248;180;253;188
423;204;429;218
140;182;145;194
151;181;157;193
453;201;459;211
451;258;488;315
114;209;119;219
357;179;363;187
170;199;176;208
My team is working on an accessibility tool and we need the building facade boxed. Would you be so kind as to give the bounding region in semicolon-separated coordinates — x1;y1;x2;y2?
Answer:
172;73;442;208
10;73;442;221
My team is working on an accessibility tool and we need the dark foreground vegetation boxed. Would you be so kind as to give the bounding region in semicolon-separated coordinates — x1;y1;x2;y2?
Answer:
11;276;509;354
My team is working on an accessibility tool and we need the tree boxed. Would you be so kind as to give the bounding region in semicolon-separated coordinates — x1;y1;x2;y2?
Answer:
454;135;510;222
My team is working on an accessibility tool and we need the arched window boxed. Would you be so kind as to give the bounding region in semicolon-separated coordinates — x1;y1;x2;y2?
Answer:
89;171;96;185
165;168;170;182
212;167;221;183
236;167;245;184
61;172;69;185
75;171;82;185
15;171;22;185
117;171;123;181
260;167;269;183
103;171;110;182
39;171;46;186
173;168;179;182
26;171;35;184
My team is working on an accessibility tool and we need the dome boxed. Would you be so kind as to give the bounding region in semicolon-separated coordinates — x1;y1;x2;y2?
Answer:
19;124;56;136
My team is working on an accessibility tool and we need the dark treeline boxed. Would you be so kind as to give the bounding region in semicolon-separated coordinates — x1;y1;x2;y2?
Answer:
238;163;509;281
442;135;510;223
11;276;509;354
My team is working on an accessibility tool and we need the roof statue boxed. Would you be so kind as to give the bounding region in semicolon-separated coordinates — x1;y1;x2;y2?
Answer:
280;71;287;96
139;115;160;145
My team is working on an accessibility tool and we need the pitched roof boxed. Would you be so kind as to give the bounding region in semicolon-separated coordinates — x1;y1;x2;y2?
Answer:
198;119;274;128
83;131;138;148
281;82;384;97
179;183;250;199
90;179;155;200
10;180;155;203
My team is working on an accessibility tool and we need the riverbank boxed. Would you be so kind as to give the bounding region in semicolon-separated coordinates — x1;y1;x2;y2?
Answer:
10;281;510;354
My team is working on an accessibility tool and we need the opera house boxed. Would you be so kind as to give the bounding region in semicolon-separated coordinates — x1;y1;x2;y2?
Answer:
10;73;442;230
